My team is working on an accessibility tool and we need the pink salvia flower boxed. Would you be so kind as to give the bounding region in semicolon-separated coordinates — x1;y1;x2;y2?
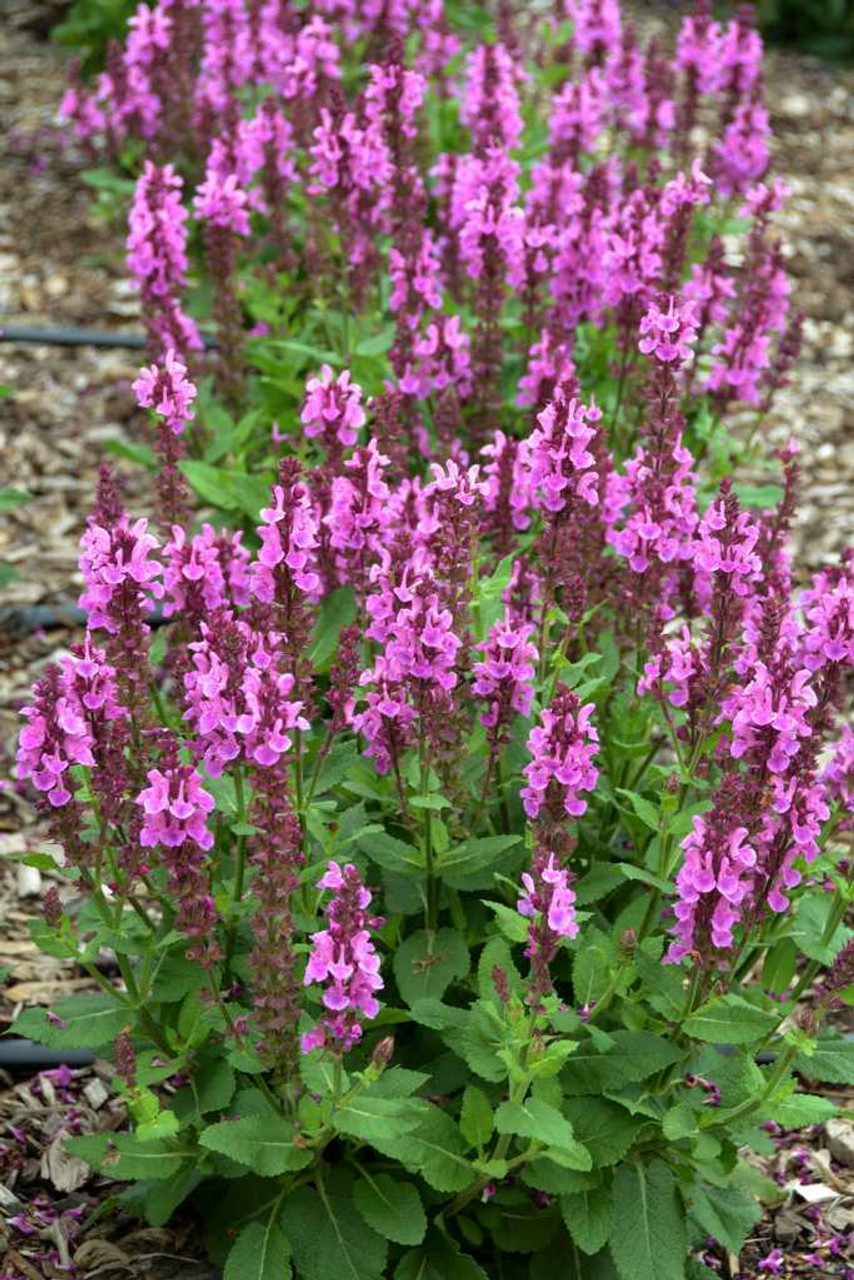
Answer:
522;687;599;820
301;366;367;453
566;0;622;63
79;515;164;635
473;609;538;729
126;161;202;354
301;861;384;1053
17;668;95;809
193;170;251;235
638;295;698;365
518;853;579;941
133;348;197;434
666;812;757;962
528;389;602;513
136;760;219;962
251;469;321;601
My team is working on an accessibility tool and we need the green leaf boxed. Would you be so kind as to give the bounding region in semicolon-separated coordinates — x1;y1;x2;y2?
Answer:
761;938;798;995
682;995;777;1045
687;1182;761;1256
561;1099;643;1169
391;1106;474;1193
662;1103;698;1141
634;940;686;1021
495;1098;588;1169
791;893;853;965
309;586;357;671
393;927;469;1005
448;1001;507;1083
574;864;625;905
482;899;530;943
198;1116;313;1176
359;831;425;877
561;1031;684;1096
354;328;394;357
14;995;129;1049
282;1173;387;1280
610;1160;686;1280
353;1175;426;1246
573;929;617;1006
104;438;157;468
335;1095;426;1147
65;1135;191;1181
794;1033;854;1084
763;1090;837;1128
459;1084;494;1149
436;836;522;889
395;1230;489;1280
616;863;672;894
180;461;240;510
561;1181;613;1256
137;1166;204;1228
733;483;784;510
0;488;31;511
224;1220;292;1280
615;789;660;831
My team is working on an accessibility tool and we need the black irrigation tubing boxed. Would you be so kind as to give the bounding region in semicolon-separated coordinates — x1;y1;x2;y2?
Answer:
0;323;218;350
0;604;169;634
0;1040;96;1070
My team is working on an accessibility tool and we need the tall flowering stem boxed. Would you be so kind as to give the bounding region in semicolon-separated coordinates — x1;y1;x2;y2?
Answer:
301;861;384;1055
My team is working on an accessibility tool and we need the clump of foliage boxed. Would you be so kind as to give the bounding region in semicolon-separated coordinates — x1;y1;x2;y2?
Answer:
15;1;854;1277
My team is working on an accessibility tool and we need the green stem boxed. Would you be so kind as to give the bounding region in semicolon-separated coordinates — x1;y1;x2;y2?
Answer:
420;727;437;936
225;765;249;973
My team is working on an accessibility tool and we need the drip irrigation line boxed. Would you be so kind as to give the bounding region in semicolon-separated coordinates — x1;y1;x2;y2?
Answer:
1;604;168;635
0;324;217;350
0;1040;96;1070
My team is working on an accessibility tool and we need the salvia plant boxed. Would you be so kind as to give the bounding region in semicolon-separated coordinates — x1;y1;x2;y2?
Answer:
12;1;854;1277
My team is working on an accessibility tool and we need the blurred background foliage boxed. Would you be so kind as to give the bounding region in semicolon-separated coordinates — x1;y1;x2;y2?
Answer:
51;0;854;80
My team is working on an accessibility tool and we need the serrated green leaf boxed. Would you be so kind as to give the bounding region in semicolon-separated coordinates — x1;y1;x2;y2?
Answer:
573;929;617;1006
137;1166;204;1228
282;1172;387;1280
683;995;777;1045
395;1229;489;1280
335;1095;426;1147
14;995;129;1050
794;1034;854;1084
610;1160;686;1280
561;1181;613;1256
393;927;469;1005
481;899;530;943
662;1103;698;1141
359;831;425;877
353;1174;426;1246
791;893;853;965
447;1001;508;1083
615;789;660;831
762;1090;837;1128
392;1106;474;1193
224;1219;292;1280
561;1099;643;1168
199;1116;312;1176
459;1084;494;1149
687;1182;761;1256
65;1134;191;1181
436;836;522;889
616;863;672;893
495;1097;580;1156
561;1031;684;1096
